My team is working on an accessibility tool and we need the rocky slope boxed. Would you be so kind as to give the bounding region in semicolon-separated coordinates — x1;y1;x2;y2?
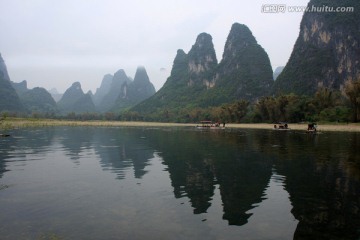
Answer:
0;54;23;112
273;0;360;95
92;74;113;106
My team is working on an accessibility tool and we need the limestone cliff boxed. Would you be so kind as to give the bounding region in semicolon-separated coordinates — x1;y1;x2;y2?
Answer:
274;0;360;95
187;33;218;89
133;23;274;115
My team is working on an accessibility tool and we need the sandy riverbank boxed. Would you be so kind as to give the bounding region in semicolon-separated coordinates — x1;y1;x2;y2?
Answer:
1;119;360;132
226;123;360;132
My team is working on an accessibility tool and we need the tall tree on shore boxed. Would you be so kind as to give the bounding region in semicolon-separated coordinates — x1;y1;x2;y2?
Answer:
344;79;360;122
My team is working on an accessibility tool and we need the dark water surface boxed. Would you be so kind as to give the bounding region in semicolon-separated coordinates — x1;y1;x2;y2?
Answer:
0;126;359;239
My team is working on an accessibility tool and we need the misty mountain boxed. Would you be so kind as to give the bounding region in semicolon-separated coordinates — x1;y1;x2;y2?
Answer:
57;82;95;114
48;88;63;102
11;80;58;114
11;80;28;95
20;87;58;114
0;53;11;82
97;69;131;112
0;53;24;112
112;66;156;112
93;74;113;106
273;66;285;80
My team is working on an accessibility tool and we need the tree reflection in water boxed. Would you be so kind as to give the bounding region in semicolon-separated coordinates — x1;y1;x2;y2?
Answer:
0;127;359;239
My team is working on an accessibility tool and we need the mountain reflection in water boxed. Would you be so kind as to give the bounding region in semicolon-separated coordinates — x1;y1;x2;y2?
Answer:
0;127;359;240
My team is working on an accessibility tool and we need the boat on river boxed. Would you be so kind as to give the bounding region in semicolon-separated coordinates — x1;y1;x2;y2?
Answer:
196;121;225;130
306;123;318;134
273;122;290;131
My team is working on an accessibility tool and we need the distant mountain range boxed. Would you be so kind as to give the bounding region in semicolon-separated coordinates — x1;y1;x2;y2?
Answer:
1;0;359;118
11;80;58;114
50;66;156;114
0;52;156;115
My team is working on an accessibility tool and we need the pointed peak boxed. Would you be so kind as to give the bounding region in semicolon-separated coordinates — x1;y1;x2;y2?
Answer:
134;65;150;84
191;32;215;51
103;73;113;79
230;23;251;32
228;23;257;44
222;23;258;61
174;49;187;60
114;69;126;75
136;65;146;71
195;32;213;44
188;31;218;76
113;69;129;82
72;82;81;88
177;49;186;55
171;49;188;67
134;66;148;79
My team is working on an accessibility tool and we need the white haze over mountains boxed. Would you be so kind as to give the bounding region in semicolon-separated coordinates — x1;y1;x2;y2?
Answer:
0;0;309;93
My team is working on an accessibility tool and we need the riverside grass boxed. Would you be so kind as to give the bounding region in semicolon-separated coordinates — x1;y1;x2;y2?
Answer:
1;118;360;132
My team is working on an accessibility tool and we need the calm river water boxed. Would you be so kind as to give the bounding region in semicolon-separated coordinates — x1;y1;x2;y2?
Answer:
0;126;359;240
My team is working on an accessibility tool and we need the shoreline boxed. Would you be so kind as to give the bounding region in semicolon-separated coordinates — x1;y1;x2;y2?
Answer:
226;123;360;132
1;119;360;132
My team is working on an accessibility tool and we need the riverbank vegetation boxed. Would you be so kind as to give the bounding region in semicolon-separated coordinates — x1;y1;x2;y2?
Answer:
122;80;360;123
1;80;360;126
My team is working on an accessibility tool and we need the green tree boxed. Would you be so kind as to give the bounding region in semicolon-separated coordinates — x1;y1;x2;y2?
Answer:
254;97;270;122
344;79;360;122
314;87;335;110
230;100;249;123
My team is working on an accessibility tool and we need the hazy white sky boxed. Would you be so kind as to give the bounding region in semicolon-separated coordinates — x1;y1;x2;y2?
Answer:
0;0;310;93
